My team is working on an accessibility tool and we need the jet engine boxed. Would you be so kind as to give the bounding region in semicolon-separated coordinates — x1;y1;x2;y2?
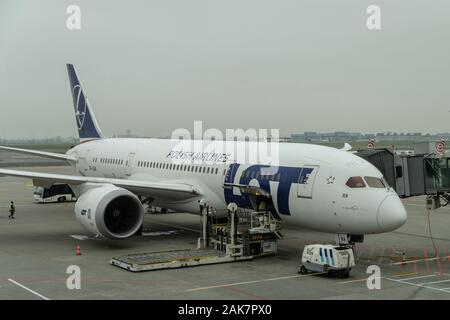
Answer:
74;184;144;239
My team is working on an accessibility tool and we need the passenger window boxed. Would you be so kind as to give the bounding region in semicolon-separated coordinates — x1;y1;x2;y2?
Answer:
215;168;218;174
346;176;366;188
364;176;386;188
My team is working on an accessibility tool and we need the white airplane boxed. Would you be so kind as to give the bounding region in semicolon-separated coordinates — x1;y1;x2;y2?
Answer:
0;64;407;240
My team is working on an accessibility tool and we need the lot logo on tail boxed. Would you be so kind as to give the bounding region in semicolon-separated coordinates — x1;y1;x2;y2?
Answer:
73;85;87;131
66;64;102;141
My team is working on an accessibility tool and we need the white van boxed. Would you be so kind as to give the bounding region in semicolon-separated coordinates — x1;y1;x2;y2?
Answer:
33;184;77;203
299;244;355;278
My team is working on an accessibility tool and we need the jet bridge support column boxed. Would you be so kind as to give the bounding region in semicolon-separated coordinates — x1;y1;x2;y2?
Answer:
198;199;209;249
227;203;238;247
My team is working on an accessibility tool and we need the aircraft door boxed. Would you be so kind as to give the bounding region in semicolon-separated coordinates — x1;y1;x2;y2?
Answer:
77;149;90;174
297;165;319;198
125;152;135;177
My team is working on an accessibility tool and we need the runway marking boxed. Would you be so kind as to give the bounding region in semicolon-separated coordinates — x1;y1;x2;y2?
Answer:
418;279;450;285
385;277;450;294
398;274;436;281
186;273;326;292
8;279;50;300
338;278;369;284
224;285;270;300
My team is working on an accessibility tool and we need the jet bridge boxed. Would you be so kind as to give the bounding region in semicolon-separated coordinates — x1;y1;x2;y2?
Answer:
356;145;450;206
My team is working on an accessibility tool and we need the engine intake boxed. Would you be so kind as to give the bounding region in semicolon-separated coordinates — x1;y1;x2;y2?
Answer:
74;185;144;239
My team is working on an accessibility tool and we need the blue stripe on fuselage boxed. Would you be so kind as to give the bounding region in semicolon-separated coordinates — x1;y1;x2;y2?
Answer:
223;164;314;216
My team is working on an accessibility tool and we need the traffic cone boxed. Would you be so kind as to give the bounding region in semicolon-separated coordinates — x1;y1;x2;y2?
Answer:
76;244;81;256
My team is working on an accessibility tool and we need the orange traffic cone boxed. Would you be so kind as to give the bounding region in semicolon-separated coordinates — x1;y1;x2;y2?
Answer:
76;244;81;256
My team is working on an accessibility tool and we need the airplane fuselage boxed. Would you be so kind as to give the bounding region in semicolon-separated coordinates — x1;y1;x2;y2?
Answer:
67;138;407;235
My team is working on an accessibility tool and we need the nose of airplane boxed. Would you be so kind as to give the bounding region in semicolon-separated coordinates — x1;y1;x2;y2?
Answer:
377;195;407;232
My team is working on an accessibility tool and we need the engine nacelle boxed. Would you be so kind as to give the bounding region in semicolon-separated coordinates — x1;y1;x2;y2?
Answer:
74;185;144;239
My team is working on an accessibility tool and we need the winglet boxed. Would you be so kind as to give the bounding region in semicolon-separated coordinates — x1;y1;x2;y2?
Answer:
67;64;103;142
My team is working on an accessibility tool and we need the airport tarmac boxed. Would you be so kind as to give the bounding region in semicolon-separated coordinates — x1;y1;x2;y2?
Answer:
1;163;450;300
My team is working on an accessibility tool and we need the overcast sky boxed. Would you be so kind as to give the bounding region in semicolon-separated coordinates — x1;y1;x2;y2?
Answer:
0;0;449;139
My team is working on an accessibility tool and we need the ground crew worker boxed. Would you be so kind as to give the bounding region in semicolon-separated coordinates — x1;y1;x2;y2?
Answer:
258;199;267;211
8;201;15;219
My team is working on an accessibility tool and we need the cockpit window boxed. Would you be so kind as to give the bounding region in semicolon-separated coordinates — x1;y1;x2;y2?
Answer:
346;176;366;188
364;176;386;188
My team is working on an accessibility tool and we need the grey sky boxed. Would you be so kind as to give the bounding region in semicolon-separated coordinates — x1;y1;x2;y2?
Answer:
0;0;449;139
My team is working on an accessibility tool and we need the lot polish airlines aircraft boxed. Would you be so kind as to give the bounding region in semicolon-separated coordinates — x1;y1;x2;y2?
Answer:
0;64;407;240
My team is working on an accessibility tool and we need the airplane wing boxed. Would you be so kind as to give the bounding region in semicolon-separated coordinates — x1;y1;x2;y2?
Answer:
0;168;200;201
0;146;77;163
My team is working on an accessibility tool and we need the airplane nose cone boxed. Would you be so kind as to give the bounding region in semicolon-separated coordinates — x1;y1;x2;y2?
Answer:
377;195;407;232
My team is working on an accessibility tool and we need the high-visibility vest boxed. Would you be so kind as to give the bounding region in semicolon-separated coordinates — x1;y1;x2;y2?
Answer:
258;201;266;210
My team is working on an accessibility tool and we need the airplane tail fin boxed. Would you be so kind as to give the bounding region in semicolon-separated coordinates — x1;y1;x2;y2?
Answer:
66;64;103;142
